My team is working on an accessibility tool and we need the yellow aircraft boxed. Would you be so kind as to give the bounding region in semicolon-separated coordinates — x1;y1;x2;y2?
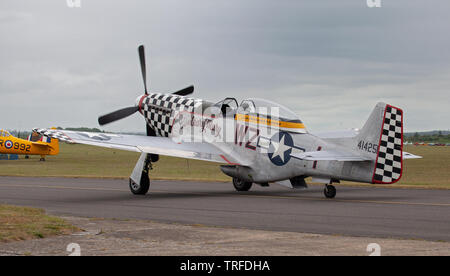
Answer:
0;129;59;161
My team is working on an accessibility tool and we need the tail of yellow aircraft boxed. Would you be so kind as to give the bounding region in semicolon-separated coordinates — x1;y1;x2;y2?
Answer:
48;137;59;155
40;128;59;155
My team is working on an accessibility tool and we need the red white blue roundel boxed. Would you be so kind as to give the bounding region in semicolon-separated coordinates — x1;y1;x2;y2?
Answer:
4;140;13;149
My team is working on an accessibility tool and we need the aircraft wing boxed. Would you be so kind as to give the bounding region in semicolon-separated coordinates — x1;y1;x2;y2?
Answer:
33;128;247;165
291;150;372;161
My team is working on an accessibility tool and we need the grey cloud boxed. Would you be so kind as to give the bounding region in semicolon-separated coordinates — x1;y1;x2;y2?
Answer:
0;0;449;133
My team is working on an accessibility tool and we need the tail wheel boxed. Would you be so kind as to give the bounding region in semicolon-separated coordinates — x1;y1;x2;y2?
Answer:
232;177;253;192
129;173;150;195
324;185;336;199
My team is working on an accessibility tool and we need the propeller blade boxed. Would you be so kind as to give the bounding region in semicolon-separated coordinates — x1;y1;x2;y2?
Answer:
138;45;148;94
172;85;194;96
98;106;139;126
146;124;156;137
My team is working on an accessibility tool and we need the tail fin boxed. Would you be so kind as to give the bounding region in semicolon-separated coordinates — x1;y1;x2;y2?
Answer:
39;128;59;155
47;136;59;155
356;103;404;184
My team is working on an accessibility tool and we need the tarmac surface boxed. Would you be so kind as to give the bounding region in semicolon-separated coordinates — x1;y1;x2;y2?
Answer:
2;216;449;256
0;176;449;242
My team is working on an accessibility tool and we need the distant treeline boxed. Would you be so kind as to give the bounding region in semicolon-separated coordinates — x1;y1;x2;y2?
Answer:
8;127;104;139
8;127;143;140
58;127;104;133
405;131;450;143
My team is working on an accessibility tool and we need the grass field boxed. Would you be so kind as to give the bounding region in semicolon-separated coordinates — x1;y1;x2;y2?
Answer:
0;143;230;181
0;205;78;242
0;143;448;188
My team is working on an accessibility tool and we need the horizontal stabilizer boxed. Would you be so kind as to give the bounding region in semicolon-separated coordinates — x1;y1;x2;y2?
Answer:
291;150;371;162
403;152;422;159
31;142;49;148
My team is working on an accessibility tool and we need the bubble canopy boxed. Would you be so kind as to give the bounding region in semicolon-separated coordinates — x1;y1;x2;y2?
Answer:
238;98;302;123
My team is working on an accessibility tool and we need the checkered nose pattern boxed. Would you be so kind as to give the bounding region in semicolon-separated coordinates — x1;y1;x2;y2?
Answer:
141;93;197;137
373;105;403;184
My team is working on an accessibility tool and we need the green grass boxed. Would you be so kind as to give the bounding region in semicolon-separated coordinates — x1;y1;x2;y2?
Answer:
0;205;78;242
394;146;450;188
0;143;230;181
0;143;448;188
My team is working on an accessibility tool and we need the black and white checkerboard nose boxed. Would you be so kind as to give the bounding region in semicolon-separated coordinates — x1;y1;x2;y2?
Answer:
373;105;403;184
141;93;197;137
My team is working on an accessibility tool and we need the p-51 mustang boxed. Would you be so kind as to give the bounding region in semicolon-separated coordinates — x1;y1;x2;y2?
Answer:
35;45;421;198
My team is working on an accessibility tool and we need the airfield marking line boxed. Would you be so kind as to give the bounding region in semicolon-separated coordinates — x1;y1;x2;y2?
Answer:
149;190;450;207
0;184;449;208
0;184;125;192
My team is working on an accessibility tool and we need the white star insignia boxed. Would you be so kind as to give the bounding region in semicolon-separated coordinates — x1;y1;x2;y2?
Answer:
271;135;291;162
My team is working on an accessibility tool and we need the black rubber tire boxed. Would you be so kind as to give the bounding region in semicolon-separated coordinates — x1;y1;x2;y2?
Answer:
129;173;150;195
232;177;253;192
324;185;337;199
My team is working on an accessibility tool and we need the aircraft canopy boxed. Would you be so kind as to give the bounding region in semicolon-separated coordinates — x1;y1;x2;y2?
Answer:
238;98;302;123
236;98;307;133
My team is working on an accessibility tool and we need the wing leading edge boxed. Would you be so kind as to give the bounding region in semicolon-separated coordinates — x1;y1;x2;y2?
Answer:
33;128;247;165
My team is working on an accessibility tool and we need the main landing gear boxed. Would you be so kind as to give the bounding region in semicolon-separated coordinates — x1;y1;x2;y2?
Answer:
129;172;150;195
232;177;253;192
129;153;152;195
324;184;337;199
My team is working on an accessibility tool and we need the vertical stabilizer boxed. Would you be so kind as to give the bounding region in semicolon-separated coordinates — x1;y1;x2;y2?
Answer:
356;103;403;184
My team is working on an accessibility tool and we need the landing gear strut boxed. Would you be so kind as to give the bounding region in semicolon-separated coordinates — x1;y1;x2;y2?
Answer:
323;184;336;199
129;153;152;195
232;177;253;192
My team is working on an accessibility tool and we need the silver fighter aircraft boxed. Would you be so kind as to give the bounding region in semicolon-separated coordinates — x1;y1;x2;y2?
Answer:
35;45;421;198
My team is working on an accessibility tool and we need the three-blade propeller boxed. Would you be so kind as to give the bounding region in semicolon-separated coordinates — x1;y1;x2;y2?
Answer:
97;45;194;126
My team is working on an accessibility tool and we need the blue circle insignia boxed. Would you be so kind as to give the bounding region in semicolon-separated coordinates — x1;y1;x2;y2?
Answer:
268;132;294;166
5;140;13;149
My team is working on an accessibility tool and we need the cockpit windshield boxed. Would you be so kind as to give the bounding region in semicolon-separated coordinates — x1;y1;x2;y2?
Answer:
237;98;302;123
213;98;239;117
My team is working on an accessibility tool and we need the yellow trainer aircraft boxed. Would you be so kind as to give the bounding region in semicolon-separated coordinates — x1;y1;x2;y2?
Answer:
0;129;59;161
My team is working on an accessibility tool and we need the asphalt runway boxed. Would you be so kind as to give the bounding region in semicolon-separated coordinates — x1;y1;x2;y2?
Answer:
0;176;449;241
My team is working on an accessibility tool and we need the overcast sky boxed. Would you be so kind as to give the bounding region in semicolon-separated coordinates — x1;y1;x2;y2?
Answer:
1;0;449;133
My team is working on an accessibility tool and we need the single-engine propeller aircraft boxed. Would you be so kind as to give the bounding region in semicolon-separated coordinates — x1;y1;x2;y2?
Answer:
0;129;59;161
35;45;421;198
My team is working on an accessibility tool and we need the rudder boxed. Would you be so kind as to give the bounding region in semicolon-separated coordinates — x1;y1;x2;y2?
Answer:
39;128;59;155
355;103;404;184
372;104;403;184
